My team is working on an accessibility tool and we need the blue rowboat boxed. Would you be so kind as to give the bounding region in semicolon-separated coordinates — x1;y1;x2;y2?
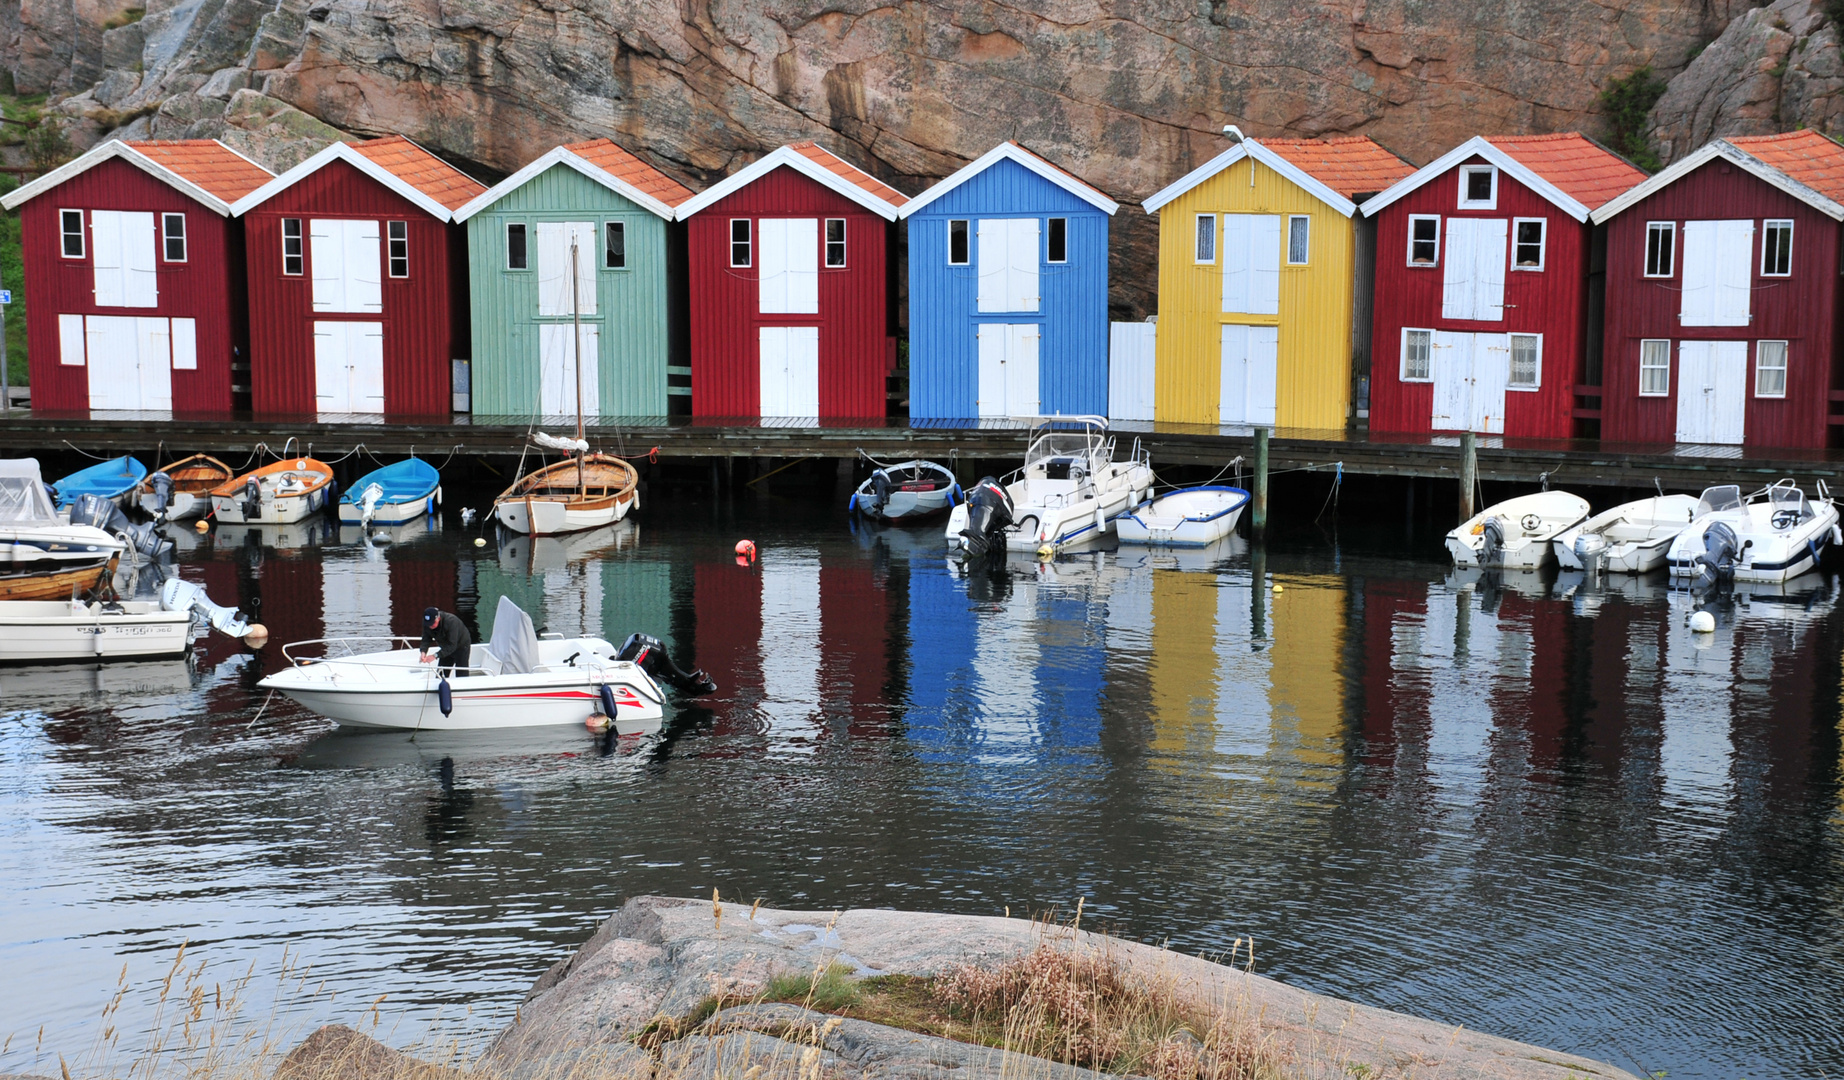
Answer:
52;456;147;510
339;458;441;525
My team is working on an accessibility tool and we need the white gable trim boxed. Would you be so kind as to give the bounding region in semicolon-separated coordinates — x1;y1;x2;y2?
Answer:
0;139;265;215
675;145;905;221
1142;140;1357;217
231;140;458;220
1591;140;1844;223
1360;136;1593;222
899;142;1118;218
453;145;682;223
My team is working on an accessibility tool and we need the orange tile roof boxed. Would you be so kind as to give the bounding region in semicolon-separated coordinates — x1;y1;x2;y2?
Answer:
126;140;272;201
563;138;695;207
1488;133;1645;211
788;141;908;207
1727;130;1844;203
1261;136;1414;198
351;135;486;211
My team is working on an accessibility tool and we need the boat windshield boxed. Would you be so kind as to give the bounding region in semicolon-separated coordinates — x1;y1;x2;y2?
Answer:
1023;420;1109;473
1696;485;1744;516
0;460;56;523
1768;482;1812;519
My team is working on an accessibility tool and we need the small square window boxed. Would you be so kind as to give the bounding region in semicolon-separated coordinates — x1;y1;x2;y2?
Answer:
387;220;408;278
1047;217;1067;264
1408;215;1440;266
60;209;84;258
1287;215;1310;265
161;213;187;262
1460;165;1496;208
730;219;751;267
1639;339;1670;396
1509;334;1541;389
1645;222;1674;277
604;221;626;269
1194;214;1215;264
281;218;303;276
507;223;528;269
1762;219;1793;277
825;218;846;267
1512;219;1545;270
1756;339;1788;397
948;219;969;265
1402;328;1433;381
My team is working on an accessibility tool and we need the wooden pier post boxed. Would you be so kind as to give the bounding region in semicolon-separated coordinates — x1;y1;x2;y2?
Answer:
1252;427;1270;540
1458;431;1477;522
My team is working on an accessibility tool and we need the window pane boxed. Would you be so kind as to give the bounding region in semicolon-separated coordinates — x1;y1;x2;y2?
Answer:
730;219;750;266
1465;169;1493;202
282;218;303;275
1047;217;1067;263
1410;217;1437;264
163;213;186;262
387;221;408;277
1510;335;1539;386
1639;339;1669;396
1763;222;1792;275
1514;220;1542;267
61;210;84;257
825;218;846;267
1405;330;1431;380
507;223;527;269
1287;216;1309;264
1195;215;1215;262
605;221;626;269
1757;340;1788;396
949;219;969;265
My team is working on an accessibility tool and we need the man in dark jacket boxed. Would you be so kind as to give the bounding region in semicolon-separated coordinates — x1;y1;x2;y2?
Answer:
419;607;472;675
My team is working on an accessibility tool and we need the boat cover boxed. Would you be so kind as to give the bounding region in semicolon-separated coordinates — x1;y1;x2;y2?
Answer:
0;459;56;523
488;595;540;676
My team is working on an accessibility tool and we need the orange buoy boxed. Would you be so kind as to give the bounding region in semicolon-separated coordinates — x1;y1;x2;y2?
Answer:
735;539;756;560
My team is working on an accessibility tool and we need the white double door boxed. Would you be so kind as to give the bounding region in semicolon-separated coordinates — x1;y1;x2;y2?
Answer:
89;211;158;308
759;326;819;417
759;219;819;315
978;218;1040;313
537;222;599;317
539;323;600;417
1675;340;1747;444
1219;324;1277;426
71;314;179;410
310;219;383;313
1441;218;1507;322
313;321;385;413
1680;221;1752;327
1430;331;1509;434
976;323;1040;418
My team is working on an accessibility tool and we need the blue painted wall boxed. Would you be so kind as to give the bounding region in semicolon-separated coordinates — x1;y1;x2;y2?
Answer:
907;158;1111;420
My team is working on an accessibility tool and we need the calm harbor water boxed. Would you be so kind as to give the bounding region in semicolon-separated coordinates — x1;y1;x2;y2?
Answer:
1;490;1840;1078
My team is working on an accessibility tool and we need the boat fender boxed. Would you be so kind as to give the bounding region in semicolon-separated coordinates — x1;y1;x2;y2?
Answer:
598;683;619;718
1687;610;1716;634
1833;525;1843;547
437;678;453;717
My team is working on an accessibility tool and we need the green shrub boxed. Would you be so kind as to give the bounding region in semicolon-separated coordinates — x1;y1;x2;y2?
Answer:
1600;66;1667;172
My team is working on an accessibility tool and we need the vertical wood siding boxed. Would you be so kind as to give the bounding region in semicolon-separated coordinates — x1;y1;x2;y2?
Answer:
1153;155;1357;432
907;158;1110;420
243;158;461;417
465;165;674;419
1369;156;1589;439
1599;161;1839;448
20;157;242;413
686;167;892;419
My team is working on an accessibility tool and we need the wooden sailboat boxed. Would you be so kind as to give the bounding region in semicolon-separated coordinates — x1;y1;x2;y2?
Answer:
493;237;639;538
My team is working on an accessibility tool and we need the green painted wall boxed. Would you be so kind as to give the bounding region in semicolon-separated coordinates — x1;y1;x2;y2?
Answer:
466;165;673;418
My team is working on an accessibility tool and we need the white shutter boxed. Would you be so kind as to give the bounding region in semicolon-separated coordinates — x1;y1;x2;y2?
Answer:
134;317;172;410
1471;333;1510;434
1219;323;1249;424
345;220;383;314
1248;215;1281;316
1221;214;1252;314
1442;219;1477;320
569;221;598;316
313;321;348;411
1679;221;1717;326
85;317;135;409
536;222;571;316
122;212;158;308
310;220;345;312
59;314;86;366
788;326;820;416
170;318;197;370
91;211;125;308
1246;326;1278;425
1430;330;1469;430
348;322;385;414
1709;340;1747;443
1107;321;1157;423
1473;219;1507;321
976;219;1006;313
1713;220;1753;327
1007;323;1040;416
1674;340;1711;442
758;326;788;416
977;323;1006;417
757;219;788;314
785;219;819;315
1008;219;1040;312
539;323;568;416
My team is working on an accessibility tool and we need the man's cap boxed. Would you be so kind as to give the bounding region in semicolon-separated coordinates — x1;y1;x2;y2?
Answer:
423;607;440;625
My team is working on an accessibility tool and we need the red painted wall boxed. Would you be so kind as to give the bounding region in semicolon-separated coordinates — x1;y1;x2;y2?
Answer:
19;157;242;414
1370;156;1591;439
242;158;460;417
1599;161;1841;448
685;167;892;419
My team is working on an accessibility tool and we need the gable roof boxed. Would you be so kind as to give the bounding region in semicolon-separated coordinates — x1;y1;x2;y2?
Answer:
453;138;694;223
1361;133;1644;221
0;139;273;215
1142;137;1400;217
899;142;1118;217
1593;130;1844;223
230;135;486;220
675;141;908;221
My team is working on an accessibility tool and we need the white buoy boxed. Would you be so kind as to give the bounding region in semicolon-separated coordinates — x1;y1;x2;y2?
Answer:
473;537;487;548
1688;610;1716;634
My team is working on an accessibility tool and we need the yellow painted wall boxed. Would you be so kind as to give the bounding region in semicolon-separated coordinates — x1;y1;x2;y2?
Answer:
1153;156;1356;432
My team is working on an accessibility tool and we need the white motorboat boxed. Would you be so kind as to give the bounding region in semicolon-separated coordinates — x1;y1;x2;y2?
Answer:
0;459;125;600
849;460;962;521
0;600;192;661
211;457;336;524
1115;486;1250;547
944;416;1153;555
1666;480;1841;584
1446;491;1590;569
1552;494;1701;574
259;597;713;735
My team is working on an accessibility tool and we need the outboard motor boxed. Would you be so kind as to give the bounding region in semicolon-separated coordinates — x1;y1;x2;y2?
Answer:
958;476;1015;557
1694;521;1741;586
357;482;384;527
160;578;258;638
1573;531;1608;576
1478;516;1506;567
866;469;893;517
615;632;717;696
241;477;263;521
148;471;175;520
69;493;170;560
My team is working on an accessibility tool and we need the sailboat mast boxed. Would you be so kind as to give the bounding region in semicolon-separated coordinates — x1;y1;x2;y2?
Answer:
570;239;585;493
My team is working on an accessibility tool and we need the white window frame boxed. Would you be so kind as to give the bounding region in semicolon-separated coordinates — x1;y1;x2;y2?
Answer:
824;217;846;268
1508;333;1542;391
1755;339;1788;398
281;218;303;276
1194;214;1216;264
1511;217;1546;272
386;220;409;279
1638;338;1670;397
1408;215;1440;267
1400;327;1434;382
506;222;529;270
1761;219;1794;277
60;209;84;258
948;219;970;265
729;218;752;268
1286;215;1310;266
1644;221;1675;278
604;220;627;270
161;212;187;263
1459;165;1498;209
1047;217;1068;264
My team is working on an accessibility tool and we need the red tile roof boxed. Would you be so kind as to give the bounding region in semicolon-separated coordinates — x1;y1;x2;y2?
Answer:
125;140;272;201
1488;133;1645;211
563;138;695;207
1727;130;1844;203
1261;136;1414;197
351;135;486;211
788;141;908;207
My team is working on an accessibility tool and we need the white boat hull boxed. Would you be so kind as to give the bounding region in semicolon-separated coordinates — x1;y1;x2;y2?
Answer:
212;488;328;524
339;489;439;525
0;601;191;662
1115;488;1249;547
137;491;209;522
1447;491;1590;569
494;493;634;536
860;488;957;521
1666;483;1841;584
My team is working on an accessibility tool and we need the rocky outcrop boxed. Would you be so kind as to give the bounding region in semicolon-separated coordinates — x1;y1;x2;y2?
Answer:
274;1024;465;1080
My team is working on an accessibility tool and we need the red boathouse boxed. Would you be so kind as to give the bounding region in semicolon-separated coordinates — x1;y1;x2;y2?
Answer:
1593;131;1844;448
1362;134;1643;438
231;136;484;416
675;142;907;419
0;140;272;413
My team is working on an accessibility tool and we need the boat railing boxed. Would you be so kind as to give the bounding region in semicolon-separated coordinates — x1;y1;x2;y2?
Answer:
282;635;476;669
